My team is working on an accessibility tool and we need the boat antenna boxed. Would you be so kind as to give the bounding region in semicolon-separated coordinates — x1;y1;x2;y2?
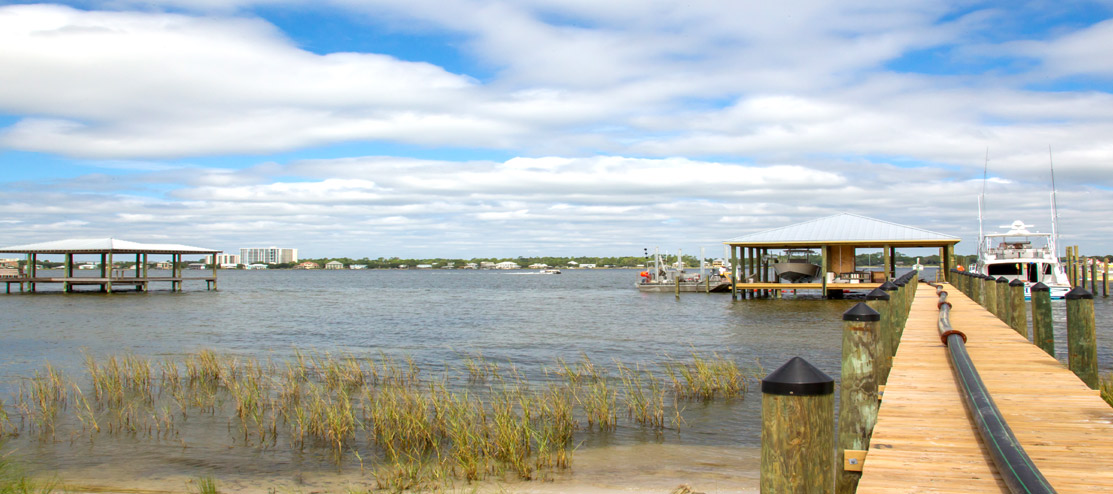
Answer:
978;148;988;259
1049;145;1061;258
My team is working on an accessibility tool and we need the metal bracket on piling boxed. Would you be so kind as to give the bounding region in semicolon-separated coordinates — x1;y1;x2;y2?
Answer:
843;450;867;472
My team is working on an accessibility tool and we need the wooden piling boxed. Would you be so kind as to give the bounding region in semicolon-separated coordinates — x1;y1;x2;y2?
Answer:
761;357;834;494
984;275;997;316
1031;282;1054;356
994;277;1009;321
1090;260;1097;295
731;246;738;301
1065;287;1098;389
866;288;893;385
837;303;881;494
1008;278;1027;338
880;281;900;354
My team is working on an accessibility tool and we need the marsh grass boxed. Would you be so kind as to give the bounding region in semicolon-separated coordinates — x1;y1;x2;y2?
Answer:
0;453;57;494
189;475;219;494
0;349;754;491
664;352;751;401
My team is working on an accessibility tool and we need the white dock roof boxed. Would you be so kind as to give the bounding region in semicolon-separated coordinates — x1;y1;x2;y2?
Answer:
0;238;220;255
726;213;960;247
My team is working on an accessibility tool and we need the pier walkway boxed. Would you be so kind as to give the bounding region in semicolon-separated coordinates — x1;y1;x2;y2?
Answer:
857;283;1113;493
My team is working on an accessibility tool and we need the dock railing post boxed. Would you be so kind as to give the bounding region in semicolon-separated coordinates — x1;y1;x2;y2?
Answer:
1065;287;1098;389
837;303;881;494
995;277;1009;321
1031;282;1054;356
971;273;983;307
983;275;997;316
892;277;909;338
880;281;899;355
1008;279;1027;338
866;288;893;385
761;357;834;494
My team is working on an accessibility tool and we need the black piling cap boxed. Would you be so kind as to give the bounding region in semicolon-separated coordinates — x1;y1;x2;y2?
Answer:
880;280;898;291
1030;282;1050;292
996;276;1009;284
1065;286;1094;300
843;302;881;321
893;278;907;287
865;288;890;300
761;357;834;396
1009;278;1024;287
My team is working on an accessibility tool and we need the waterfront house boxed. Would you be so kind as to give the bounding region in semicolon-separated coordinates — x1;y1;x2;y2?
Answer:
495;262;520;269
296;261;320;270
349;264;367;270
325;261;344;270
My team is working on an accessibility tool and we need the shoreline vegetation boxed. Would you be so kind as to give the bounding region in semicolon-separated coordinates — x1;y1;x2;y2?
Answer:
19;253;965;271
0;350;759;493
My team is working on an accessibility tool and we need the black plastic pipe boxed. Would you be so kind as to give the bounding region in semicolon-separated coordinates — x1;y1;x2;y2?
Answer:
930;283;1057;494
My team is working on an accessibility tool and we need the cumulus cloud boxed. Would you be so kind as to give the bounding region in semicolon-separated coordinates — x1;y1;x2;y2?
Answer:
1;1;1112;255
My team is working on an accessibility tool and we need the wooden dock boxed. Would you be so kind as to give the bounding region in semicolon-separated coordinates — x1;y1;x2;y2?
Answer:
857;283;1113;492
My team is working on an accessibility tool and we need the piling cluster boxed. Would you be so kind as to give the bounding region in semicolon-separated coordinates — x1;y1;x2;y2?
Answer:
760;271;919;494
949;268;1101;391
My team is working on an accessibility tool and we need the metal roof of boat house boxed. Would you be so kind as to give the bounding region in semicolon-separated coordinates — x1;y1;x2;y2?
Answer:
0;238;220;255
725;213;960;248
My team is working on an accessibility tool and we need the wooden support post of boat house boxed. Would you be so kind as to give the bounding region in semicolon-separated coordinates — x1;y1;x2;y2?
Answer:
731;245;738;301
1008;279;1027;338
882;246;891;281
888;246;896;280
1031;282;1054;354
820;245;829;297
837;303;881;494
1066;287;1098;389
761;357;834;494
211;253;219;291
105;252;113;294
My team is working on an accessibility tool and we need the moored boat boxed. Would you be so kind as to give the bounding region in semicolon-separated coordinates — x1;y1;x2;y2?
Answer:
772;249;821;283
974;220;1071;299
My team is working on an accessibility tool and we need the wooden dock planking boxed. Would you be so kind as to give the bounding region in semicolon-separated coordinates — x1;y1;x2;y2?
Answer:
857;283;1113;493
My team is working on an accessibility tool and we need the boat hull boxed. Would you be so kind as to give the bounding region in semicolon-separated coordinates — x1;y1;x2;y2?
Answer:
772;262;821;282
636;281;732;293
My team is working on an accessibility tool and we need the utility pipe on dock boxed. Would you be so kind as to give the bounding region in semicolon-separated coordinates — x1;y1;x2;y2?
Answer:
929;283;1057;494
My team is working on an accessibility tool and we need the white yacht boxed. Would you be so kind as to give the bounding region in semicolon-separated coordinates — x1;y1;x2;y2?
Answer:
974;220;1071;299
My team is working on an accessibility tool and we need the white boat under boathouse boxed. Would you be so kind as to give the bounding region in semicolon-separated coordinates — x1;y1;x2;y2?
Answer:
0;238;221;294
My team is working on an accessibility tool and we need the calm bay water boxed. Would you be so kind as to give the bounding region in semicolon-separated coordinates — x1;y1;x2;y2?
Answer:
2;268;1111;492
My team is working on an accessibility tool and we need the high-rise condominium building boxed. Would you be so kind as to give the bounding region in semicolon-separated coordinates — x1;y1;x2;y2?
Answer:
239;247;298;265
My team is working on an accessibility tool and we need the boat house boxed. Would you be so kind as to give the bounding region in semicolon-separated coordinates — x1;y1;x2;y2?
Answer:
724;213;960;299
0;238;221;294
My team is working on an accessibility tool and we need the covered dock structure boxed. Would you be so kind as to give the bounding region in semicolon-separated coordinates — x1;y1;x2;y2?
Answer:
0;238;221;294
724;213;960;299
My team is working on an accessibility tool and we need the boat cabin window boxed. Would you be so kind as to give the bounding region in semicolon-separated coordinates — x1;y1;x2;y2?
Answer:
987;264;1021;276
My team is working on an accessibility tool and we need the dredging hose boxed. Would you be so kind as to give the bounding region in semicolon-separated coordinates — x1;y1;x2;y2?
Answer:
929;283;1056;494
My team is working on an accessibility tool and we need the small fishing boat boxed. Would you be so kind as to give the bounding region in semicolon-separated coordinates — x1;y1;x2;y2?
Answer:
636;248;731;292
772;249;821;283
539;268;561;274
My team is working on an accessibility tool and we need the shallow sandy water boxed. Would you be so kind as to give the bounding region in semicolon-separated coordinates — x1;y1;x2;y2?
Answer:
45;444;758;494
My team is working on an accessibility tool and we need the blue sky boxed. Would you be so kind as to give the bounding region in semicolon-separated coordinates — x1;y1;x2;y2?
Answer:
1;1;1112;258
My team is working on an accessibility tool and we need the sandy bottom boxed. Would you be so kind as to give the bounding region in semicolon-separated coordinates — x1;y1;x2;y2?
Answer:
45;443;759;494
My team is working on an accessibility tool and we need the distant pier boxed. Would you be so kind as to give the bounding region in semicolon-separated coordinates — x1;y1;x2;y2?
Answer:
1;238;220;293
